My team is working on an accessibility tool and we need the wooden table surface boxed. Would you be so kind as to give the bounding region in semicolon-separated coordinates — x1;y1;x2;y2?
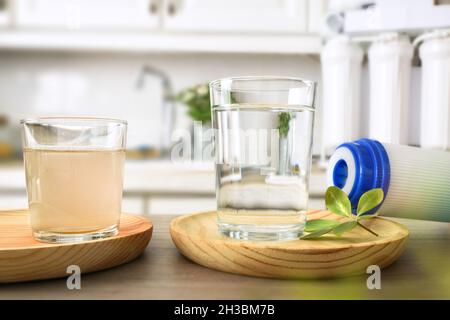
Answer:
0;214;449;300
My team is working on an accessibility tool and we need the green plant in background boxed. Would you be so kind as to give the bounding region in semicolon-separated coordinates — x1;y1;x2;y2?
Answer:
301;186;384;239
176;83;211;122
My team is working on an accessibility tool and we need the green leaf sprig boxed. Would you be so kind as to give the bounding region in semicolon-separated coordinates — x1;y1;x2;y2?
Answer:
301;186;384;239
278;112;291;137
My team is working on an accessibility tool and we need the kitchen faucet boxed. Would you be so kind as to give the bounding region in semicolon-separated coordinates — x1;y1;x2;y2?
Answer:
135;65;176;157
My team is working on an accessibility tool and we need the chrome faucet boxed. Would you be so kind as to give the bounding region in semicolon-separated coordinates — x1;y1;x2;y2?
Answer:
135;65;176;157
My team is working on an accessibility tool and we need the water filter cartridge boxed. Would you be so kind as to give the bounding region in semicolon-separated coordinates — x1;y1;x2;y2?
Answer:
327;138;450;222
417;29;450;150
321;36;363;156
368;33;413;144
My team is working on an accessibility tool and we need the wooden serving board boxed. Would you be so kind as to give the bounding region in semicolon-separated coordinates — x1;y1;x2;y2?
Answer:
0;210;152;283
170;210;409;279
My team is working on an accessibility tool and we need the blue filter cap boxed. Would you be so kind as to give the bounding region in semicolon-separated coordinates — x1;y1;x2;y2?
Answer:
326;138;390;215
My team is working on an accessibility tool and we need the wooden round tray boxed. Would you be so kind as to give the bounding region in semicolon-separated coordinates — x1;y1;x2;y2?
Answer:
170;210;409;279
0;210;152;283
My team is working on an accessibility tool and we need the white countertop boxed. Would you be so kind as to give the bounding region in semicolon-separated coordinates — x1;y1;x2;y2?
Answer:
0;160;327;197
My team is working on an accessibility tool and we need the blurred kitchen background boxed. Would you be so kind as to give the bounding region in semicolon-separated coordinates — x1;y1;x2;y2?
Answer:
0;0;449;215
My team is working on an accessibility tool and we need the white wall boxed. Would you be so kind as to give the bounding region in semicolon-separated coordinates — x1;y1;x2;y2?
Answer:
0;51;323;154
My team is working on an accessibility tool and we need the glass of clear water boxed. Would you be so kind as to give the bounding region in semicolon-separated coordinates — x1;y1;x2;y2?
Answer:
210;76;316;241
21;117;127;243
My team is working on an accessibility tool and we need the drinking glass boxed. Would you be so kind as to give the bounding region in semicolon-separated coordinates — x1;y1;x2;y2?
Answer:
21;117;127;243
210;76;316;241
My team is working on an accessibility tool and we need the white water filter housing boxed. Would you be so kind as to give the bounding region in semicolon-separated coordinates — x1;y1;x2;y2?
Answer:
321;36;363;156
327;138;450;222
418;29;450;150
368;33;413;144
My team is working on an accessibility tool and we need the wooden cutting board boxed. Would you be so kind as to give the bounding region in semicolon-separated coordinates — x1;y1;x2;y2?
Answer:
0;210;152;283
170;210;409;279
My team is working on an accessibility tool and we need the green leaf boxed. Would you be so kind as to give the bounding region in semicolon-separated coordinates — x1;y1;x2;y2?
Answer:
301;228;334;239
305;219;341;233
332;221;357;236
358;211;380;220
356;188;384;217
325;186;352;218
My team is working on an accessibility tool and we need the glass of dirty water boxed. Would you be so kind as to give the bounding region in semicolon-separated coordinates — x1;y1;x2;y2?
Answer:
210;77;316;241
21;117;127;243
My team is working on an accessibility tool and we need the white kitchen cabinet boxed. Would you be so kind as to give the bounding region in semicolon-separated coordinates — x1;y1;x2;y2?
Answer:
0;195;28;210
149;197;216;215
122;197;146;215
308;0;327;33
0;0;323;53
163;0;308;33
14;0;160;29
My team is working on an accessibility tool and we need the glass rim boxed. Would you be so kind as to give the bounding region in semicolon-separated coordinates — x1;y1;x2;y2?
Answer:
209;76;316;92
20;116;128;126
